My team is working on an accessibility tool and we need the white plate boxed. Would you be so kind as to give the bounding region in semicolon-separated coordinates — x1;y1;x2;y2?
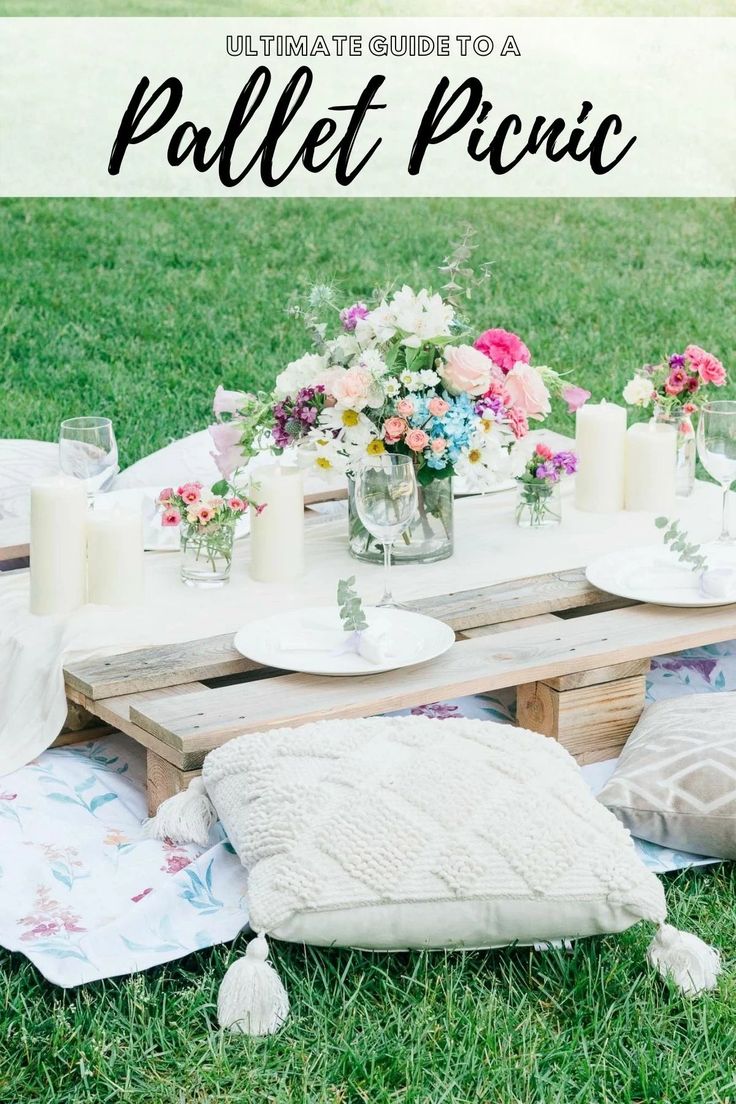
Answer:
95;487;250;552
233;606;455;676
586;543;736;607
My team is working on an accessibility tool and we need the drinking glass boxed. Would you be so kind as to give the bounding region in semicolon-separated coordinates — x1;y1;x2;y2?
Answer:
354;455;418;608
696;400;736;544
59;417;118;499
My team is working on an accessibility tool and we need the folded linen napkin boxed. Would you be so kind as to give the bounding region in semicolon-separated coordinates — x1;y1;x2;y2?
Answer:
279;626;392;665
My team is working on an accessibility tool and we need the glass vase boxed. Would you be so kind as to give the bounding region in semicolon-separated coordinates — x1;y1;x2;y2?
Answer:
348;477;454;564
653;406;696;497
180;518;236;588
515;479;562;528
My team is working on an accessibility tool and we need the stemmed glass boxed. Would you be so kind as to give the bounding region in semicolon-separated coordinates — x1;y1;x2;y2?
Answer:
354;455;418;608
59;417;118;500
696;400;736;545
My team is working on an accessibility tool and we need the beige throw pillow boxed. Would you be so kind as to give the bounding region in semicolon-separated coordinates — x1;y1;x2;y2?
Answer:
598;693;736;859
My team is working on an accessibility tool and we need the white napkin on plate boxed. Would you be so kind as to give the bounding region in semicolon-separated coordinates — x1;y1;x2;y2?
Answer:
279;626;392;665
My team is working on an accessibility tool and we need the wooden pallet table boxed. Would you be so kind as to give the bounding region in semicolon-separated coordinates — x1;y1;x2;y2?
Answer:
60;567;736;813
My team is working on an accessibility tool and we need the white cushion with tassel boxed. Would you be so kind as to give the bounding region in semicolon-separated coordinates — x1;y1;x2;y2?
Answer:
147;716;721;1033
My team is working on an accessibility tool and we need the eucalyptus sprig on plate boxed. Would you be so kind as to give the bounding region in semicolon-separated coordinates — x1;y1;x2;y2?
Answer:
655;516;735;599
337;577;369;634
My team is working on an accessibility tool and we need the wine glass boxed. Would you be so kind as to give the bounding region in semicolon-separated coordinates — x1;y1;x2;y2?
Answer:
354;455;418;608
59;417;118;500
696;400;736;544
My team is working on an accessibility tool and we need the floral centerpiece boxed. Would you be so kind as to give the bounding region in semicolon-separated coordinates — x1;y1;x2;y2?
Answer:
514;443;578;528
158;481;259;587
210;233;588;563
622;344;727;496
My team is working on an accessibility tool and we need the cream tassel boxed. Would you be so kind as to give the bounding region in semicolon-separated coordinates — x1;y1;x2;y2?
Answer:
647;922;722;996
143;777;217;847
218;933;289;1035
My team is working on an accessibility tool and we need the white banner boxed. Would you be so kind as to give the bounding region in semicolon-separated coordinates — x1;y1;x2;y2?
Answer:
0;17;733;197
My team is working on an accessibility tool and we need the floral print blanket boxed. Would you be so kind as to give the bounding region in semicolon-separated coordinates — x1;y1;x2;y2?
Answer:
1;641;730;988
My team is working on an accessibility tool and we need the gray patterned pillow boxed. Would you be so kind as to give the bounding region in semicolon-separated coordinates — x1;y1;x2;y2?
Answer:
598;693;736;859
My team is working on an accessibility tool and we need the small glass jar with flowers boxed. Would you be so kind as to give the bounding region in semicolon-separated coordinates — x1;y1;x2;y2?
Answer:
515;444;578;528
622;344;727;498
157;480;258;587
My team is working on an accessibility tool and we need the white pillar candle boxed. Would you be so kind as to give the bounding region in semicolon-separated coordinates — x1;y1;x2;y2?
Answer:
30;475;88;616
574;400;627;513
624;421;677;513
86;507;144;606
249;464;304;582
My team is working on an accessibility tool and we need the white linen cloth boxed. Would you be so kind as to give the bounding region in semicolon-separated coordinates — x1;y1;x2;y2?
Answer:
1;662;723;988
0;478;727;775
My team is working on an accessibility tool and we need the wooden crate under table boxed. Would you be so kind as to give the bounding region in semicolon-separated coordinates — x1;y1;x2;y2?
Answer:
60;567;736;813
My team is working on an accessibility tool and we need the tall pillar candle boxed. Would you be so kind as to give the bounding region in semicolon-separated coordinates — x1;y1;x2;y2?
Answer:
574;400;627;513
249;465;304;582
86;507;144;606
30;475;87;615
624;421;677;513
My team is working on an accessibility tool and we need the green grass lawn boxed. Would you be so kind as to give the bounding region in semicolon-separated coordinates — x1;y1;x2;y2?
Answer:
1;196;736;1102
1;198;734;468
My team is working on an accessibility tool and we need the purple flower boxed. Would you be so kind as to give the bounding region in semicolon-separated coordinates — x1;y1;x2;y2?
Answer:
272;385;325;448
668;353;687;369
553;450;578;475
535;461;559;482
339;302;369;332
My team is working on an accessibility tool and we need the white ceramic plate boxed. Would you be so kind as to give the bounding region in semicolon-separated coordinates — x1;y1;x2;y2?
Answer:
95;487;250;552
233;606;455;676
586;544;736;608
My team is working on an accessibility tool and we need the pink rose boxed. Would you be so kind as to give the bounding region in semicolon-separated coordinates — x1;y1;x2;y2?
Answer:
213;385;248;420
507;407;529;439
474;329;530;375
561;384;591;413
330;366;376;410
405;428;430;452
686;344;726;386
161;508;181;527
383;416;408;443
440;345;492;396
431;438;447;454
428;397;450;417
396;398;415;417
504;363;551;421
158;487;174;505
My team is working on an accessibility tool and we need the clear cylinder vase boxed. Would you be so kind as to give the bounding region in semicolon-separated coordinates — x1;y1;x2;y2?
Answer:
515;479;562;528
653;406;696;497
180;520;236;588
348;477;454;564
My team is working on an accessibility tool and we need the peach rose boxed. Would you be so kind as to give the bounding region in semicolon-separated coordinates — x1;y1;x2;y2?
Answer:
440;345;492;396
330;366;376;410
383;417;408;443
431;437;447;454
405;428;430;452
396;398;415;417
428;397;450;417
504;363;551;421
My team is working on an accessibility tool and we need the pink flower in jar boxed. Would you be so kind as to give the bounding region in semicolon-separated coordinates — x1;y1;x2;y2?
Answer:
666;367;689;394
473;328;531;374
428;397;450;417
158;487;174;505
161;508;181;527
179;482;203;506
396;398;415;418
405;428;430;452
228;497;246;512
196;505;215;525
686;344;726;386
682;402;697;415
383;417;408;443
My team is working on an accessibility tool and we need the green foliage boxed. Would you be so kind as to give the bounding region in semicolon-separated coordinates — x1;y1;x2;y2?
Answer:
655;516;709;573
337;575;368;632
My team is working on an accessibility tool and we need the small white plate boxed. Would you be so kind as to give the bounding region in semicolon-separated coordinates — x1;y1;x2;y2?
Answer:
233;606;455;676
586;544;736;607
96;487;250;552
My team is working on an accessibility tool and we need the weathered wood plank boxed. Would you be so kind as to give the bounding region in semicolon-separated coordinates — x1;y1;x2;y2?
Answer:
541;658;650;691
146;751;200;815
459;614;561;639
63;569;619;700
516;675;646;758
129;601;736;762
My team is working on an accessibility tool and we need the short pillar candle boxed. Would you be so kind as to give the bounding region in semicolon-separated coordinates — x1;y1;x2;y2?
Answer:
30;475;88;616
574;400;627;513
624;421;677;513
86;507;145;606
249;464;305;582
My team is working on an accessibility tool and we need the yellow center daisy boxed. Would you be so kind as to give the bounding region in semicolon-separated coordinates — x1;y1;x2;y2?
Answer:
341;409;360;427
366;439;386;456
468;449;482;464
315;456;333;469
